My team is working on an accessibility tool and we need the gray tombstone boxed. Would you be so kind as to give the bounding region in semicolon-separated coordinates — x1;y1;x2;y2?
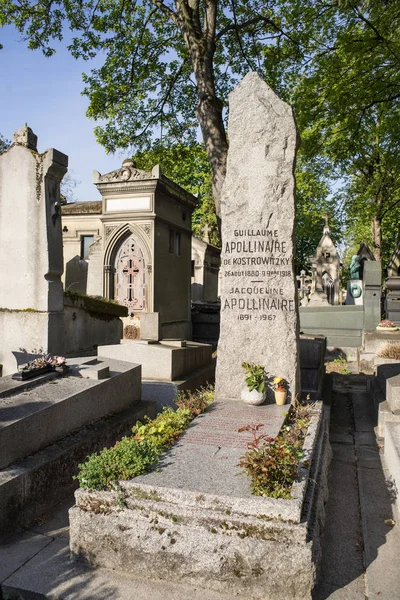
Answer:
363;261;382;330
86;238;103;297
65;255;88;295
215;73;300;403
0;125;67;312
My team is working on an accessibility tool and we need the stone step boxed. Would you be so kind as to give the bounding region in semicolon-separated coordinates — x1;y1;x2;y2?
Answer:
1;534;234;600
0;400;156;542
0;356;141;469
377;400;400;438
98;340;213;381
384;422;400;513
142;361;216;409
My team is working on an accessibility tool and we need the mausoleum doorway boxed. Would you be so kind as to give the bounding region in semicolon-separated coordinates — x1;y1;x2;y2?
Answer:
111;232;148;315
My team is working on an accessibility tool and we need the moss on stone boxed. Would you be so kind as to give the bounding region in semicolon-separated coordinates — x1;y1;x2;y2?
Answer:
0;307;42;313
64;291;128;320
129;488;163;502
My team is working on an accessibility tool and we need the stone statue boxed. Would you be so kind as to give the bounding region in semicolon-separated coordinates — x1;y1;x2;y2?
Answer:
349;255;361;280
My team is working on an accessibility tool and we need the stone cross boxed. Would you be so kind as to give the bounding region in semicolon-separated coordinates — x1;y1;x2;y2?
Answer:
215;73;300;403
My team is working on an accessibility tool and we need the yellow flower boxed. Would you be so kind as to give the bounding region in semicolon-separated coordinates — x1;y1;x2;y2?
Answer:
274;376;283;385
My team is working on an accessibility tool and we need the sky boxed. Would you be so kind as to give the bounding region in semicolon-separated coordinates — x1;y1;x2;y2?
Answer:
0;25;124;202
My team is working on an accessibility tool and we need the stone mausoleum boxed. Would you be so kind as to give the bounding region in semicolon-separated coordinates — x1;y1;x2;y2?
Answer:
308;216;342;305
62;160;202;340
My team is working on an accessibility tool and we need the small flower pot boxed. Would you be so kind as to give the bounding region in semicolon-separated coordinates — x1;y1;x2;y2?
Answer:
274;389;287;405
241;387;266;406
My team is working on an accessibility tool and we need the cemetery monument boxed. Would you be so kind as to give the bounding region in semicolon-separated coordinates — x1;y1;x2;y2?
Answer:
215;72;300;403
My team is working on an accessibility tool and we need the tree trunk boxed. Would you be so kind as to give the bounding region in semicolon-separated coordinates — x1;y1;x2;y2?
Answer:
371;213;382;261
195;86;228;220
175;0;229;224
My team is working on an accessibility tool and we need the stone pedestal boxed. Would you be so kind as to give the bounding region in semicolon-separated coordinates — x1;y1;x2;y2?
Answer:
345;279;363;305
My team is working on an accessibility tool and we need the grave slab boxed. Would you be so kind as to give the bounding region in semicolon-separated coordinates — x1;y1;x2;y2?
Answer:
0;357;141;469
133;400;287;498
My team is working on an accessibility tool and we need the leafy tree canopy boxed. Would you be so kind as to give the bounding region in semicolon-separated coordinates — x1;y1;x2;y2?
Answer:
133;142;219;246
0;133;10;153
0;0;302;215
264;0;400;262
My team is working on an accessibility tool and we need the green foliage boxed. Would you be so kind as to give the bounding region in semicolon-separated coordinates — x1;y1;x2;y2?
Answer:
132;407;192;450
76;386;214;490
332;356;350;375
133;143;219;247
295;155;344;272
0;133;10;153
269;0;400;262
4;0;400;259
0;0;291;150
238;402;312;499
75;438;161;490
242;362;265;393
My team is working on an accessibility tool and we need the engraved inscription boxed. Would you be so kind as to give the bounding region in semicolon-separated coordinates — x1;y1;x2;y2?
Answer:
222;216;294;320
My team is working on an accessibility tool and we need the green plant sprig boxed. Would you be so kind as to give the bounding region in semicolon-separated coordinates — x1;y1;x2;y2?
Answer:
238;401;312;499
242;362;266;393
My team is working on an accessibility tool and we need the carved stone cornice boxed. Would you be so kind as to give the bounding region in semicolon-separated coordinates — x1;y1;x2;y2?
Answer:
93;160;157;185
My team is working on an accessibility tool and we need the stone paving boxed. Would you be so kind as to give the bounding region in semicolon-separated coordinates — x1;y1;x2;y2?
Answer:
313;373;400;600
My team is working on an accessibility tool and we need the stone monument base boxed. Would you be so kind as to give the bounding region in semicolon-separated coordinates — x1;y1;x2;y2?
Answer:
69;398;331;599
98;339;214;382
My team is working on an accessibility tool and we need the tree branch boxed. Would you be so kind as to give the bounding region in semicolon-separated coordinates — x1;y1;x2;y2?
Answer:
229;0;257;72
148;0;177;24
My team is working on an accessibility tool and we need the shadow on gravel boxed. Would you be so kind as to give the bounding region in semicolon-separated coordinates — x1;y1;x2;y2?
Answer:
313;374;397;600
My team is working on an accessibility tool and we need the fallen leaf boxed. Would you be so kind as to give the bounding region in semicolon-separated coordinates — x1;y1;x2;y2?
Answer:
384;519;396;526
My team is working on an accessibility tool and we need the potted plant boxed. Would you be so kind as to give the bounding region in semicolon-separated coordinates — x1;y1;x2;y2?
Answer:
12;357;53;381
273;376;287;405
12;354;68;381
241;362;266;405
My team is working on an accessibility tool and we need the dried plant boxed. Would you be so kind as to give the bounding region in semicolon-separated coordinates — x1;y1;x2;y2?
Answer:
377;343;400;360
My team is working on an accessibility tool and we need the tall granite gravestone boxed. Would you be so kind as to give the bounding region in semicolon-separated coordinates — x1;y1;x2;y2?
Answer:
65;255;88;294
215;73;300;403
0;125;67;312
